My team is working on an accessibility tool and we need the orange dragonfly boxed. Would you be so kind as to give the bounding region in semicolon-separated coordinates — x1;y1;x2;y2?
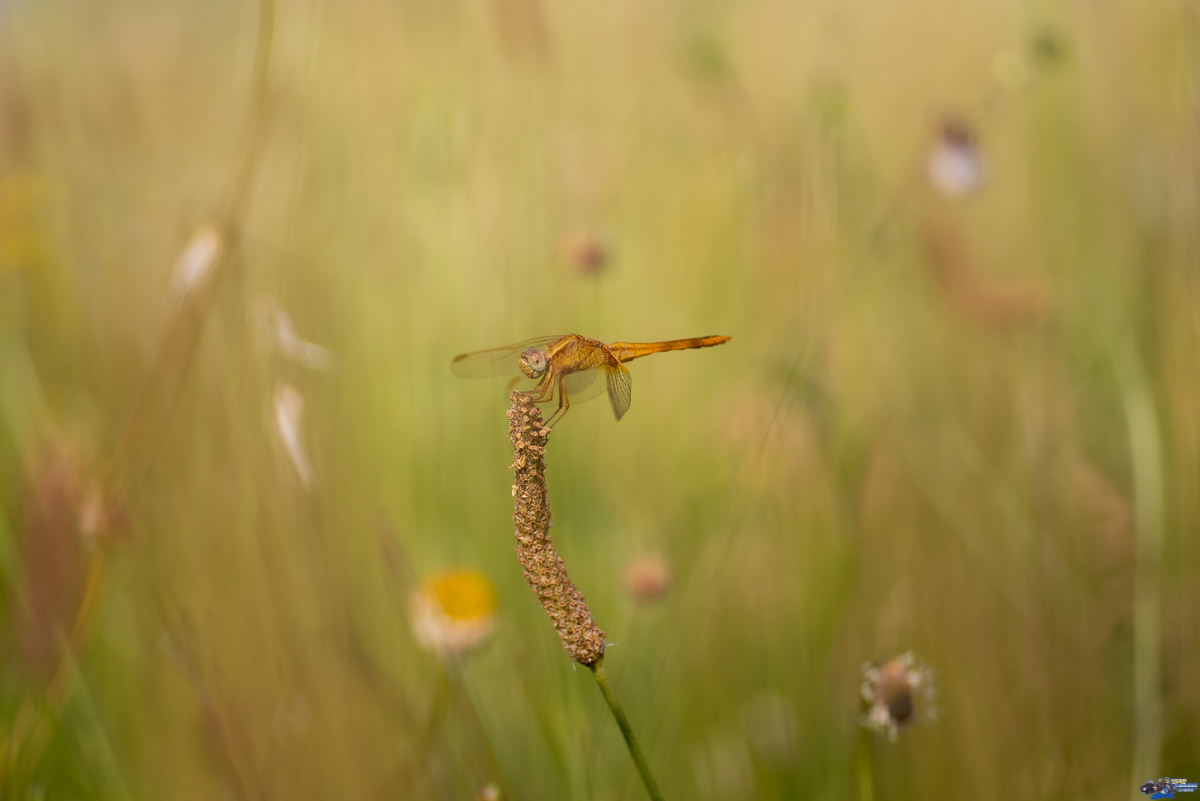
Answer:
451;334;731;426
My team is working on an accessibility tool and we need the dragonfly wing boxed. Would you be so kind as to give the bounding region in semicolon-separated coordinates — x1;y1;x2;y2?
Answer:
450;336;563;378
603;362;633;420
561;367;608;403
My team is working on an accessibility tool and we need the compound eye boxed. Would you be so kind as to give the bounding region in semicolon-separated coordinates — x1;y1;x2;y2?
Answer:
520;347;547;378
527;348;547;373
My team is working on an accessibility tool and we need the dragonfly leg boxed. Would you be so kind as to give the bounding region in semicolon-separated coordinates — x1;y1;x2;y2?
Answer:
546;376;571;428
531;374;556;403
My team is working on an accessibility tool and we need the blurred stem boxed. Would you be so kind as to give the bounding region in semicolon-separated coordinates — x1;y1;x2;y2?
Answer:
444;665;512;796
589;660;664;801
0;337;51;461
1116;343;1164;789
415;668;452;775
47;549;106;704
1;0;277;788
222;0;274;225
415;665;512;797
106;0;274;496
857;725;874;801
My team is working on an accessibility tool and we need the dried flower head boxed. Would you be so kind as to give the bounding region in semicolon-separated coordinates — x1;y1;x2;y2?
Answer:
410;569;499;660
927;117;984;199
623;553;671;603
507;391;606;665
860;651;936;741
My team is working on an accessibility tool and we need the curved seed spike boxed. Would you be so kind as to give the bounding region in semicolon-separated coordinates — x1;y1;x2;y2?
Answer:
506;392;605;665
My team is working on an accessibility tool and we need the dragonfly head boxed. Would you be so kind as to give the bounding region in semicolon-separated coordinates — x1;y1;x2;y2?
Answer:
518;346;548;379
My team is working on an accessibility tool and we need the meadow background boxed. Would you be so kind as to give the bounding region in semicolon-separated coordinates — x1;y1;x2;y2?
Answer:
0;0;1197;798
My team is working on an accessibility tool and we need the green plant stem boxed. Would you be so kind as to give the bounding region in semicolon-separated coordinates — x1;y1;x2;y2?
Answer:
416;669;452;767
1116;343;1164;790
857;725;874;801
0;0;278;788
589;659;665;801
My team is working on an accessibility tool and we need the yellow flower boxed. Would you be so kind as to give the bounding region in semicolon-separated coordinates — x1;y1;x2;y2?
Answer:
411;570;499;660
0;173;51;275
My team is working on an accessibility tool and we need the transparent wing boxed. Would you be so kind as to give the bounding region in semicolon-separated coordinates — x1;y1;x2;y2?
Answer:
450;336;563;379
561;367;608;404
603;362;633;420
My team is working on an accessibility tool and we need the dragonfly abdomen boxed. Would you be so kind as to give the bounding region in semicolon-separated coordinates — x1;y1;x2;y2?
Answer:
607;335;731;364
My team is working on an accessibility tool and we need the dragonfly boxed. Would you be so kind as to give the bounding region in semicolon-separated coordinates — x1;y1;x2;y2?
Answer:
451;333;731;427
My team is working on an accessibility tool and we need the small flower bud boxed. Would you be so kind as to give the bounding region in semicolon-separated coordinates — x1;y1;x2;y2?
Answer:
927;118;984;199
560;231;609;276
623;553;671;604
860;651;937;741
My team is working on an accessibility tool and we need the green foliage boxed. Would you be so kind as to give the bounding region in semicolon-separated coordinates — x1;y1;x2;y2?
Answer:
0;0;1197;799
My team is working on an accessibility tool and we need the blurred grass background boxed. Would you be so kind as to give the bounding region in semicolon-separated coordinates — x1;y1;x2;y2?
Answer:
0;0;1198;798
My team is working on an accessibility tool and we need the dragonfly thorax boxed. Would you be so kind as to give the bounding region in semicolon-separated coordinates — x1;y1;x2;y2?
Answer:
519;347;548;379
